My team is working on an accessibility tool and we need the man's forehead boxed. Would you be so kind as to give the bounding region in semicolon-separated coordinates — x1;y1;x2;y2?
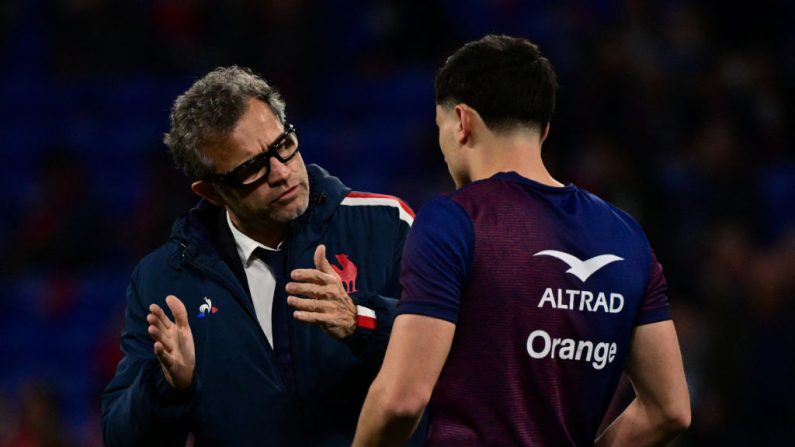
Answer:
240;98;281;128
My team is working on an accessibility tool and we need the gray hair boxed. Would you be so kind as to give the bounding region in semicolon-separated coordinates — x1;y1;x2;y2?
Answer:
163;66;287;179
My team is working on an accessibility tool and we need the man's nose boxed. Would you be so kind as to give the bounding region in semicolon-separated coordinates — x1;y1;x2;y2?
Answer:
268;156;291;183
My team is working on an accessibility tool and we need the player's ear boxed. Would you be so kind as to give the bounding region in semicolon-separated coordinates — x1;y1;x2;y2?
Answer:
454;104;473;145
191;180;225;207
540;122;551;144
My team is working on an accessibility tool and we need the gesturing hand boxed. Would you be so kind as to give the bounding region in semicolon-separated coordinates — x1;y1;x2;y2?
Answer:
146;295;195;390
287;244;357;339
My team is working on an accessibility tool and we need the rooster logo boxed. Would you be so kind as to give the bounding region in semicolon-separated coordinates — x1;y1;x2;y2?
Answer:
197;297;219;318
331;254;358;293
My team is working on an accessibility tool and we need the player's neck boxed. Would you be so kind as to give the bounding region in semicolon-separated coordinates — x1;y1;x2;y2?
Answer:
468;136;563;187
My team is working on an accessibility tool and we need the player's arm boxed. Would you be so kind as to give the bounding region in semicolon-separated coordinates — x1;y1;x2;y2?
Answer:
352;196;470;445
353;314;455;447
595;320;690;446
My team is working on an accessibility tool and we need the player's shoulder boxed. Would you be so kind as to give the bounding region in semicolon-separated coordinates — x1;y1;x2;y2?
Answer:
579;188;652;248
413;194;472;226
449;175;513;199
338;191;415;226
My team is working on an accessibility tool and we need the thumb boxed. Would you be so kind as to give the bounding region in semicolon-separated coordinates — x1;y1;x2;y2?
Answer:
314;244;334;274
165;295;190;329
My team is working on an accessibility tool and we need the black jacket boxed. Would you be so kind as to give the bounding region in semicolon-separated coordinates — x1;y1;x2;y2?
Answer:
102;165;420;446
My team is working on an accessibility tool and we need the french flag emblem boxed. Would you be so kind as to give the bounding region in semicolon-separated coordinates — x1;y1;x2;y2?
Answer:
356;305;377;329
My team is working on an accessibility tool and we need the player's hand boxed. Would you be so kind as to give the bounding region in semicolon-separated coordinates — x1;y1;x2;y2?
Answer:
287;244;357;339
146;295;195;390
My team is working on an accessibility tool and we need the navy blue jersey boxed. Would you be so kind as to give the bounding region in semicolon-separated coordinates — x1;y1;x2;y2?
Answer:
398;172;671;446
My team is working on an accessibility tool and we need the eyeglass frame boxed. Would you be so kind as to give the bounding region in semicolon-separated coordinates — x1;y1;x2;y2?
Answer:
201;123;299;187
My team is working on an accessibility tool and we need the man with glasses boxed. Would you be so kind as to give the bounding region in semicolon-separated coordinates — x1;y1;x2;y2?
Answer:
102;66;420;446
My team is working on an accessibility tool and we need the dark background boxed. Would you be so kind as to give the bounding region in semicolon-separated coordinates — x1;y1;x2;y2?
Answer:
0;1;793;445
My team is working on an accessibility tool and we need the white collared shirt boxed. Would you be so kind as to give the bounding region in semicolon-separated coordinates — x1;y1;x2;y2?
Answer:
226;211;282;348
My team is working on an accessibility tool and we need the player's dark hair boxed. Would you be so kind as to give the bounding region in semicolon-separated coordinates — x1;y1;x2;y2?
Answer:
435;35;558;133
164;66;287;180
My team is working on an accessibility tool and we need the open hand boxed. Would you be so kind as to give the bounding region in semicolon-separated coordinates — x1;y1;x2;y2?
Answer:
287;245;357;339
146;295;195;390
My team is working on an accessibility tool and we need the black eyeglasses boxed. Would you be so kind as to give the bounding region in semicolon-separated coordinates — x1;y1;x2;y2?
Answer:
203;123;299;187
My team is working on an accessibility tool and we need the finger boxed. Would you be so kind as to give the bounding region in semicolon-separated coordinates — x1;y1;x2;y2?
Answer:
165;295;190;330
314;244;334;275
286;282;340;301
147;324;161;341
287;296;332;313
147;311;170;334
292;310;334;324
149;303;173;330
290;268;334;285
154;341;175;368
285;282;323;298
148;325;174;353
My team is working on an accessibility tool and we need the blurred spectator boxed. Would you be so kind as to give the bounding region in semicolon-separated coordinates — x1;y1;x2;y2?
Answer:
0;382;72;447
120;148;195;261
1;148;109;274
44;0;157;75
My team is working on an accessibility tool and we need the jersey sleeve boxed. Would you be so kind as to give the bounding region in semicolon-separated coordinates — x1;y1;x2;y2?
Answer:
635;251;673;325
397;196;474;323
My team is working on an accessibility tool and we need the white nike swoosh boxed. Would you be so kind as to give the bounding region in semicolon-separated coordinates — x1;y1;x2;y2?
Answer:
534;250;624;282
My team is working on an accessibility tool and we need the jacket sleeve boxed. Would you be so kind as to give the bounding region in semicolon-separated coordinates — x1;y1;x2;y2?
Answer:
342;291;398;368
340;212;412;368
101;270;195;447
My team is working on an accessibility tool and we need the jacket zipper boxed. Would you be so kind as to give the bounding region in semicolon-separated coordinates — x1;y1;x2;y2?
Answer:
178;242;289;388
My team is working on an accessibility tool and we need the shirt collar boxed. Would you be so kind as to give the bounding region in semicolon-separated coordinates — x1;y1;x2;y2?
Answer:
226;210;282;266
490;171;576;193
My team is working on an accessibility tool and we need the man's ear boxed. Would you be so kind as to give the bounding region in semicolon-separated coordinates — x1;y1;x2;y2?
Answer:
540;122;551;144
453;104;474;146
191;180;225;207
